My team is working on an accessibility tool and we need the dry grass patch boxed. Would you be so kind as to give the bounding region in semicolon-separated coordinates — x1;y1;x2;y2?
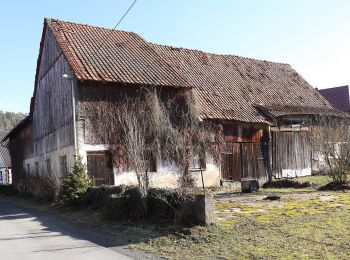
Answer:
133;191;350;259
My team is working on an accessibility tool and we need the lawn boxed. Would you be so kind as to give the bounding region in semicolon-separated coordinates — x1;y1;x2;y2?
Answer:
131;175;350;259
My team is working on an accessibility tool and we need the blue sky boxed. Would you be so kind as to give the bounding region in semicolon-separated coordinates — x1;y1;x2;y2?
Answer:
1;0;349;113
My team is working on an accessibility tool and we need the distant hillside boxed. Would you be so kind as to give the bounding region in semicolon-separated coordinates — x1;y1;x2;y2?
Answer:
0;111;26;131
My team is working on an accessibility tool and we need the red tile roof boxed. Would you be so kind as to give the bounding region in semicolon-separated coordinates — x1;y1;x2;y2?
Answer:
152;44;334;122
34;19;338;123
318;86;350;113
46;19;190;88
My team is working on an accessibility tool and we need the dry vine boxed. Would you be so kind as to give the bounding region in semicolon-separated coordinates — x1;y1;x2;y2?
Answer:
84;87;223;212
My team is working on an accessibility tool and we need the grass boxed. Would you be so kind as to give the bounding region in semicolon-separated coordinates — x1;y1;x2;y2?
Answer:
131;175;350;259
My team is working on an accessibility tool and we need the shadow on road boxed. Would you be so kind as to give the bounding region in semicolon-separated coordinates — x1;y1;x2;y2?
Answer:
0;199;171;259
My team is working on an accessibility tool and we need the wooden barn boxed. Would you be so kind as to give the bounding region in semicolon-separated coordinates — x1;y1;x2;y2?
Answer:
2;18;340;191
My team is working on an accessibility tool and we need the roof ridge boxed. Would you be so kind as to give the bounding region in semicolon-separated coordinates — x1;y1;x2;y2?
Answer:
46;18;290;66
151;42;291;66
46;18;137;36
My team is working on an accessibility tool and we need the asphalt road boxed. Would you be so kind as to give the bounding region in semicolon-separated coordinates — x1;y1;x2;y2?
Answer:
0;200;137;260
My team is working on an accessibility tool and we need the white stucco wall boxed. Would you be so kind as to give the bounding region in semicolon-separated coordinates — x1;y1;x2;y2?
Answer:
23;146;75;178
281;168;312;178
77;143;221;188
113;161;221;188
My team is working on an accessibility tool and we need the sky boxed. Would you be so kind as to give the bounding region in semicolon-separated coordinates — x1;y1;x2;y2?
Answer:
0;0;349;113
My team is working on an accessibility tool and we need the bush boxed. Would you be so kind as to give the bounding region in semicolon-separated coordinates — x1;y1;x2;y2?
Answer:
58;155;93;206
26;174;59;201
0;184;15;195
262;179;312;189
318;181;350;191
102;186;144;220
327;169;348;185
79;185;195;224
148;188;195;224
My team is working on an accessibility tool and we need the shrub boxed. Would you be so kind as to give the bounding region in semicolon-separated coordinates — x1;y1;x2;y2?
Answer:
0;184;15;195
26;174;59;201
80;185;195;224
102;186;143;221
58;155;93;206
148;188;195;224
318;181;350;191
262;179;312;189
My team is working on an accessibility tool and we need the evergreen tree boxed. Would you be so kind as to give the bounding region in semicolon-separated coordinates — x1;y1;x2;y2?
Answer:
58;155;93;206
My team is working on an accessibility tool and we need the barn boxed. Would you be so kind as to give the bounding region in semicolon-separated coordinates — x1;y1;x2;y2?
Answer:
2;18;340;191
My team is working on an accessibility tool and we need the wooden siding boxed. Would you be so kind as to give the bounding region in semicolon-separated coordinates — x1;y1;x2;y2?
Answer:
221;123;270;182
32;26;74;156
8;121;32;188
38;26;63;80
272;130;311;178
221;142;269;181
224;123;268;143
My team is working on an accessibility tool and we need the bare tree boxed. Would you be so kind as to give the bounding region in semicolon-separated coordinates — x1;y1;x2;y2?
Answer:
312;115;350;184
87;87;223;213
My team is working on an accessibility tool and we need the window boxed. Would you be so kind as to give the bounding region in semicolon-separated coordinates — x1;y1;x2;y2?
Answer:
0;171;2;182
191;151;206;170
35;162;39;175
59;155;68;176
26;164;30;175
145;150;157;172
45;159;51;174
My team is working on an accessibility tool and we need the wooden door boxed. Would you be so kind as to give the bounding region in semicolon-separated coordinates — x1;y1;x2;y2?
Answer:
221;142;268;181
272;131;311;178
87;151;114;185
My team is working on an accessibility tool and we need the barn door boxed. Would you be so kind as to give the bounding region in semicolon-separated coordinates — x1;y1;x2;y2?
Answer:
272;131;311;178
221;142;268;181
241;143;267;179
87;151;114;185
221;143;241;181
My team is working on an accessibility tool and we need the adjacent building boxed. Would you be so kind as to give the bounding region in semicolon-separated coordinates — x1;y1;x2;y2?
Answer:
318;85;350;113
0;131;12;184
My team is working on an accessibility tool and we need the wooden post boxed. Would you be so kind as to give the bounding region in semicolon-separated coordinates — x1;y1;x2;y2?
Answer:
200;168;205;192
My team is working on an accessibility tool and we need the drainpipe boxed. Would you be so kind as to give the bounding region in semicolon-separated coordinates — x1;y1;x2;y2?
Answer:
63;74;77;154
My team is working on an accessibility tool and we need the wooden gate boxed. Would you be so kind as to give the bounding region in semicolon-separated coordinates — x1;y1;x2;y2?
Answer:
87;151;114;185
221;142;268;181
272;131;311;178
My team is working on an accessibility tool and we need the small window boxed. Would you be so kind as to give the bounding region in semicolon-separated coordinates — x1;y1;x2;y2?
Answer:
191;151;206;170
26;164;31;175
59;155;68;176
45;159;51;174
145;150;157;172
35;162;39;175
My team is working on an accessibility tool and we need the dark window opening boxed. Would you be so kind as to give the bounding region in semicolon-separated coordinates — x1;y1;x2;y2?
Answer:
59;155;68;176
35;162;39;175
45;159;51;174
